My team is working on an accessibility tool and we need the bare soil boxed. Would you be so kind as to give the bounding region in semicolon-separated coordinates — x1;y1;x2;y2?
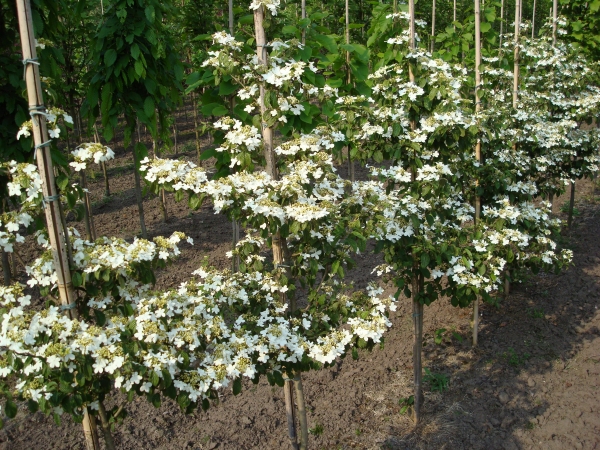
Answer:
1;120;599;450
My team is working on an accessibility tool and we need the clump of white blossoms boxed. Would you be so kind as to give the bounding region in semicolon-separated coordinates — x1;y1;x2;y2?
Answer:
16;107;73;141
70;143;115;172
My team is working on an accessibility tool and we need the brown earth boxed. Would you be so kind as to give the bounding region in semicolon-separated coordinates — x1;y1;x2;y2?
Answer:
0;120;599;450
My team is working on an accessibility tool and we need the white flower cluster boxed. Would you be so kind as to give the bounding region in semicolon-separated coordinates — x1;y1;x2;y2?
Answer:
0;162;42;252
70;143;115;172
16;107;73;141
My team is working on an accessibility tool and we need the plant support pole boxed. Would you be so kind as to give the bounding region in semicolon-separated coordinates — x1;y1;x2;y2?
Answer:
254;7;307;449
408;0;424;425
16;0;100;448
473;0;482;347
431;0;436;53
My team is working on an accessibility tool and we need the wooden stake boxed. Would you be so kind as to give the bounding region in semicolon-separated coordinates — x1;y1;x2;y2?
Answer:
499;0;504;49
228;0;234;35
283;380;299;450
253;6;307;447
431;0;436;53
407;0;424;425
294;374;308;450
473;0;482;347
345;0;355;183
15;0;100;447
552;0;557;46
301;0;306;45
532;0;537;38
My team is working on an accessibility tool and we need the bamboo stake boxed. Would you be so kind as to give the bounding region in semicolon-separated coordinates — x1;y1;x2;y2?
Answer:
506;0;521;299
473;0;482;347
346;0;355;183
253;6;307;448
15;0;100;448
499;0;504;49
453;0;456;30
283;381;299;450
552;0;557;46
293;374;308;450
408;0;424;425
301;0;306;45
431;0;436;53
229;0;234;35
532;0;537;38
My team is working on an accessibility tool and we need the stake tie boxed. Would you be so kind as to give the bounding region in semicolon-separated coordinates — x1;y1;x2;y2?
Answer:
412;312;422;318
42;194;60;208
59;302;77;311
35;140;52;150
22;58;39;78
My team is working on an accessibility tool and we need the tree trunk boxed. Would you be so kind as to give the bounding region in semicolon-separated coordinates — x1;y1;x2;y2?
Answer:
1;249;10;285
97;401;116;450
134;123;148;239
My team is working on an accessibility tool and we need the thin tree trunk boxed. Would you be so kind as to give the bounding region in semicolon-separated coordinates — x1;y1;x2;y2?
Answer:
16;1;100;447
97;402;116;450
567;181;575;229
192;91;201;162
134;123;148;239
1;249;10;285
173;122;178;158
94;126;110;197
81;171;96;241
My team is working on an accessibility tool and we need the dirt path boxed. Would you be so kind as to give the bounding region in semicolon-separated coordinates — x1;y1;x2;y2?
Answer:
0;148;599;449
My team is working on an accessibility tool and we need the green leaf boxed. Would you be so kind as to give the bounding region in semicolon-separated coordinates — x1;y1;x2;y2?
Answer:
211;105;229;116
233;378;242;395
480;22;491;33
314;34;338;53
104;49;117;67
150;370;160;386
135;60;144;77
145;5;155;23
72;272;83;287
144;97;155;119
421;253;430;268
5;400;17;418
282;25;298;35
131;43;140;60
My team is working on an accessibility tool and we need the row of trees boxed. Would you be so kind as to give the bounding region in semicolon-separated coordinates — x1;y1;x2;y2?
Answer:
1;0;599;449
